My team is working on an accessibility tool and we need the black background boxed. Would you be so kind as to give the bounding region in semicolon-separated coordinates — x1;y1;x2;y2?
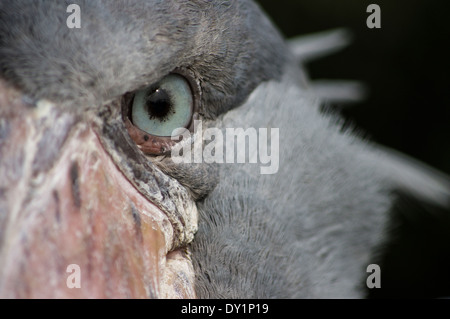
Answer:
256;0;450;298
257;0;450;175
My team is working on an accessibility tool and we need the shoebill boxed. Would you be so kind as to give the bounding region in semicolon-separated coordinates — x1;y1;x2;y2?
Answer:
0;0;449;298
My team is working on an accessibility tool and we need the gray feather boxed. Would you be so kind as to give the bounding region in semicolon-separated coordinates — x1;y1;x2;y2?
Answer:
288;28;352;63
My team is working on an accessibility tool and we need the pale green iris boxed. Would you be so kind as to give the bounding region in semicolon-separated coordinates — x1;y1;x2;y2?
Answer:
131;74;193;137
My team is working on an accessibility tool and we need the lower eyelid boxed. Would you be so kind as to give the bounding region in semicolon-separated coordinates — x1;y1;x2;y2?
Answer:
124;116;177;155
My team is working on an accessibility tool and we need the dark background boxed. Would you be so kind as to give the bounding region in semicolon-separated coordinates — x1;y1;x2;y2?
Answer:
256;0;450;298
257;0;450;175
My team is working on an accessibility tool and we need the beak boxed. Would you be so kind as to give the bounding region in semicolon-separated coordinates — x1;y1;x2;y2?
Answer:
0;79;197;298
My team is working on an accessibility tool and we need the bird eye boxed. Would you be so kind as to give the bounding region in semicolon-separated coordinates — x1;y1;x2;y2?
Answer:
131;74;194;137
122;71;198;155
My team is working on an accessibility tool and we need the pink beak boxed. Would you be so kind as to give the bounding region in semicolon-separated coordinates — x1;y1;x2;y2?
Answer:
0;79;197;298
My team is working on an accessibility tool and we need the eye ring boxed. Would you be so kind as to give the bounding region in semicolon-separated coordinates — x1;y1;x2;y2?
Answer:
122;68;200;155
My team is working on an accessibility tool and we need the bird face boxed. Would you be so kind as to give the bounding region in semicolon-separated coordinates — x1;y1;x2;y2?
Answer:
0;0;289;297
2;0;449;299
0;80;198;297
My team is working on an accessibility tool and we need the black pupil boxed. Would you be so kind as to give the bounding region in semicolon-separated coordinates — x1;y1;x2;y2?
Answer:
146;88;174;121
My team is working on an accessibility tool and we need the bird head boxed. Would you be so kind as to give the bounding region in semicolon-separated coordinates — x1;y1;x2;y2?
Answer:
1;0;449;298
0;0;292;298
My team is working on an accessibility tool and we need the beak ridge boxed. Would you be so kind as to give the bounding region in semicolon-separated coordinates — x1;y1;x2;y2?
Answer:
0;80;196;298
